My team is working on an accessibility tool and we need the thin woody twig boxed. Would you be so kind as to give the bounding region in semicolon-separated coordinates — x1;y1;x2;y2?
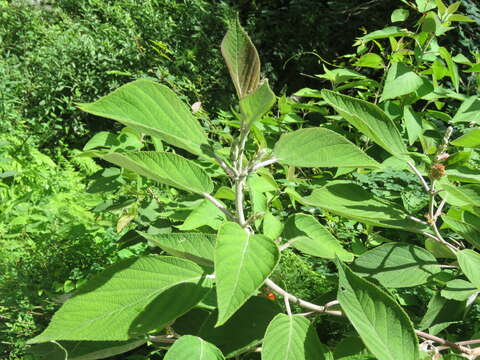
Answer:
407;160;430;192
202;193;236;220
264;279;343;317
415;330;473;356
250;158;278;173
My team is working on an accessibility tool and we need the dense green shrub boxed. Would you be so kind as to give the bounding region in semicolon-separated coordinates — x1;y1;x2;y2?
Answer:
0;0;233;150
0;133;141;357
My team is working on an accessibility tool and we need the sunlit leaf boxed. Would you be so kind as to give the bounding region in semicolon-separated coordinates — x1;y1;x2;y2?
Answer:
215;222;279;326
29;256;212;342
273;128;380;168
262;314;327;360
321;90;407;158
97;151;213;194
336;260;419;360
78;79;208;155
164;335;224;360
457;250;480;290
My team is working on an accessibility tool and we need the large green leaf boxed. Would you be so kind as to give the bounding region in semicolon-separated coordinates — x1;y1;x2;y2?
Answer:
457;249;480;290
321;90;407;158
381;63;424;101
336;260;419;360
78;79;208;155
215;222;280;326
97;151;213;194
240;81;276;129
221;16;260;99
273;128;380;168
139;232;215;268
27;339;145;360
302;181;427;232
164;336;224;360
351;243;439;288
284;214;354;261
451;96;480;124
441;279;478;301
451;128;480;148
262;314;327;360
29;256;212;343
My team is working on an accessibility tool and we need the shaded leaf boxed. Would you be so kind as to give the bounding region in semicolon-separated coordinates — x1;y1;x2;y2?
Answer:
302;181;427;232
139;232;215;268
351;243;439;288
176;297;282;357
221;16;260;99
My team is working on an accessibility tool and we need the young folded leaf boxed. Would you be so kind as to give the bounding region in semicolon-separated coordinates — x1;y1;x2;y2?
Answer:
96;151;213;194
336;259;419;360
321;90;408;158
28;256;213;343
273;128;380;168
221;16;260;99
262;314;328;360
239;80;276;129
78;79;208;156
164;335;224;360
215;222;280;326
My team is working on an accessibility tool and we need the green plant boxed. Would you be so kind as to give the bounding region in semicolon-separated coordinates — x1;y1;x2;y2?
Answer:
26;4;480;360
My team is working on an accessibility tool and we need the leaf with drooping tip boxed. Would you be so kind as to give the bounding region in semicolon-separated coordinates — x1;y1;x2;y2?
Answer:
96;151;213;194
